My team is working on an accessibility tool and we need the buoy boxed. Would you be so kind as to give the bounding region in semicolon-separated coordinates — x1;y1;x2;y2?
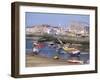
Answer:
53;56;59;59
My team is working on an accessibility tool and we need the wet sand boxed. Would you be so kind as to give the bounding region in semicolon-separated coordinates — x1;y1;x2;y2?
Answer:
26;53;82;67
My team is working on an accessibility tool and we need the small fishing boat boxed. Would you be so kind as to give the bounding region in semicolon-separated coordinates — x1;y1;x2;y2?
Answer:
56;37;81;56
62;47;76;51
62;46;80;56
67;59;84;64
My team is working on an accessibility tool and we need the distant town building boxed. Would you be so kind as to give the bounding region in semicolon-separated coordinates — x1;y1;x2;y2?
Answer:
67;21;89;37
26;22;89;37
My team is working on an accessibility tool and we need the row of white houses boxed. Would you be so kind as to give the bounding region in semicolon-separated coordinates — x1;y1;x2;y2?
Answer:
26;22;89;37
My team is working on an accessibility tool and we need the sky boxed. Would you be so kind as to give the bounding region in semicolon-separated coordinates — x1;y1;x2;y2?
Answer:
25;12;90;27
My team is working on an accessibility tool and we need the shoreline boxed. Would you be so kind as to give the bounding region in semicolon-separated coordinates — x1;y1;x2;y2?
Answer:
26;54;84;67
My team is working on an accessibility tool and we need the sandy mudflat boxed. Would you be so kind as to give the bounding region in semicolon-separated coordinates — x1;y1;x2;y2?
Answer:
26;53;81;67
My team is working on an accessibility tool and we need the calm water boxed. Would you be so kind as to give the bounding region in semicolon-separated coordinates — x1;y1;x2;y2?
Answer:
26;39;89;61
